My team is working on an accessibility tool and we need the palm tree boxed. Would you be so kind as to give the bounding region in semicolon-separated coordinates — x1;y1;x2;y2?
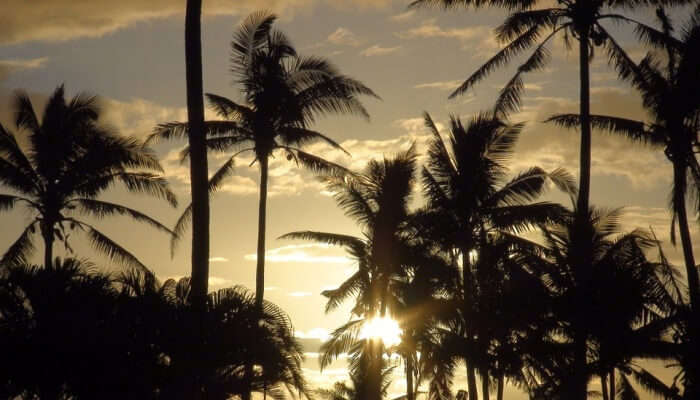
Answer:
282;147;421;400
392;246;458;400
546;10;700;394
150;10;378;312
184;0;210;308
0;257;132;399
0;86;177;270
416;111;572;400
520;206;677;399
410;0;680;217
114;269;309;400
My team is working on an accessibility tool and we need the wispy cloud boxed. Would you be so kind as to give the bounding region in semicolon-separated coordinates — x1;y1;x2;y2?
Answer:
296;327;331;341
397;18;488;42
360;44;401;57
209;256;229;262
101;97;187;138
0;0;391;45
0;57;49;80
389;10;416;22
165;275;233;288
244;243;354;264
414;80;462;91
327;27;362;47
396;19;498;55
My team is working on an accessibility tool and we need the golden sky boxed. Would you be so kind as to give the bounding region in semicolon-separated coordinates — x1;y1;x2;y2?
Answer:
0;0;696;397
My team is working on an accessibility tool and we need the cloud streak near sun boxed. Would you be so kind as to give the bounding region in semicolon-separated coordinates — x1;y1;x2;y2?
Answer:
244;243;353;264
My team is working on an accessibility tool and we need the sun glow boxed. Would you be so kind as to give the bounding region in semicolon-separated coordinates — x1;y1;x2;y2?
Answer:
360;316;402;347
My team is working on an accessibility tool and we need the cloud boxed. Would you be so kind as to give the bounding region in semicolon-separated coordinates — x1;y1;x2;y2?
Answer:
209;256;229;262
414;80;462;91
396;19;499;55
389;10;416;22
157;113;435;199
165;275;232;287
506;88;671;190
327;27;362;47
296;327;330;340
397;18;490;42
100;97;188;138
0;0;394;45
244;243;353;264
0;57;49;81
360;44;401;57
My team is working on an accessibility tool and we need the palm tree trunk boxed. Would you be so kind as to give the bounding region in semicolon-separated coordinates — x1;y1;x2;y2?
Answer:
406;354;415;400
674;162;700;314
481;373;489;400
185;4;209;400
601;373;609;400
496;373;504;400
575;34;592;398
185;0;210;307
41;222;54;268
609;369;615;400
467;364;478;400
243;155;270;400
673;161;700;395
255;155;269;310
577;29;592;215
461;250;479;400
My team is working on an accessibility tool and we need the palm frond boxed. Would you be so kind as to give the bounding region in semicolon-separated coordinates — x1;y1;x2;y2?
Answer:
296;75;379;123
494;27;560;116
617;372;641;400
231;10;278;79
279;230;364;250
78;220;149;272
12;89;40;133
114;172;178;207
71;198;175;235
205;93;253;120
323;270;368;314
0;221;37;265
279;127;350;155
449;24;545;99
292;148;352;176
544;114;660;145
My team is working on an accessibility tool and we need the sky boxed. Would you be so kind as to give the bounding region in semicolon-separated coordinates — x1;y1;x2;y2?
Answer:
1;0;698;398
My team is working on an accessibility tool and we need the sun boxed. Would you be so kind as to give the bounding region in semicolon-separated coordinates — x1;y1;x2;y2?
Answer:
359;316;402;347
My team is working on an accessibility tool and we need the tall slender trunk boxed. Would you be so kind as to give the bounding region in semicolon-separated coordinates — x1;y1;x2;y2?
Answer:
481;374;490;400
496;374;504;400
255;155;269;310
41;222;54;268
467;365;478;400
675;162;699;315
601;373;609;400
185;0;210;307
185;4;209;400
577;29;592;215
243;155;270;400
575;34;592;399
462;250;479;400
673;161;700;395
406;353;415;400
609;370;615;400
